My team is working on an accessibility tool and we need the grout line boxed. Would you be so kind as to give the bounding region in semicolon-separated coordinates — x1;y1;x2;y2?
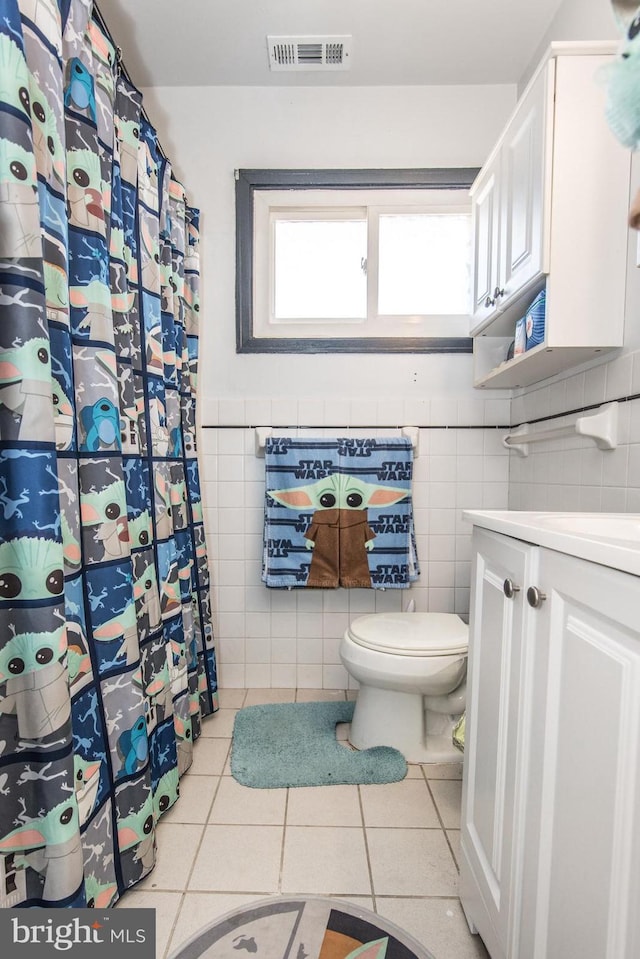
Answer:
163;748;229;954
202;821;450;831
422;772;460;874
159;818;209;957
358;784;377;910
221;736;232;775
375;893;464;900
186;774;223;852
279;788;290;894
357;824;451;830
163;891;186;959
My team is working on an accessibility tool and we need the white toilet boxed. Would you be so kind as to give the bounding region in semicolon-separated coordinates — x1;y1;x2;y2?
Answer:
340;612;468;763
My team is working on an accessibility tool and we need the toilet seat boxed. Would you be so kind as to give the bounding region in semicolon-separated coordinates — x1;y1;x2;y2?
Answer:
347;612;468;657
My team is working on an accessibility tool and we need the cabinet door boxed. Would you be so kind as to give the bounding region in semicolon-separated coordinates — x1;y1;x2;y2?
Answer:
460;529;539;959
470;157;501;331
498;60;553;305
519;550;640;959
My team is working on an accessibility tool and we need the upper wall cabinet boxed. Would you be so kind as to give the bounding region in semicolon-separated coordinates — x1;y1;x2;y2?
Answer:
470;43;631;390
471;62;549;332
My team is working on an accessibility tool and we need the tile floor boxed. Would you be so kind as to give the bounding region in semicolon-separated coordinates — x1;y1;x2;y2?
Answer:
117;689;489;959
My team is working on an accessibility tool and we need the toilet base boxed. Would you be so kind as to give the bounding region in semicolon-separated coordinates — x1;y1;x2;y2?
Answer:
349;685;463;764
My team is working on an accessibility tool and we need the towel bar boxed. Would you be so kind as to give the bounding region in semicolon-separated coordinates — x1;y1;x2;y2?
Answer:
503;402;618;457
254;426;420;457
255;426;272;457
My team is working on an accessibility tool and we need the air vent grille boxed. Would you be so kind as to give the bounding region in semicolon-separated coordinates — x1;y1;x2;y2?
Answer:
267;36;352;71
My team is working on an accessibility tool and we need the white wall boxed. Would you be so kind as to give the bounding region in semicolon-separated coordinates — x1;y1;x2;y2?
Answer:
520;0;618;90
140;83;516;412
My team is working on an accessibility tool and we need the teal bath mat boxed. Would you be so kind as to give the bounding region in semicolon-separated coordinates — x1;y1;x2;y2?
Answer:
231;700;407;788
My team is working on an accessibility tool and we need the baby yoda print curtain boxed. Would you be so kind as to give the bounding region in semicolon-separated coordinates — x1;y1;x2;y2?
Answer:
0;0;218;907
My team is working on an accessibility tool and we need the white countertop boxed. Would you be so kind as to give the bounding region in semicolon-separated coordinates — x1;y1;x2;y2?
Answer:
462;511;640;577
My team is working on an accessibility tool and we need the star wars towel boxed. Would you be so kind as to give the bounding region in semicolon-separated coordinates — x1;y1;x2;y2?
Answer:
262;437;420;589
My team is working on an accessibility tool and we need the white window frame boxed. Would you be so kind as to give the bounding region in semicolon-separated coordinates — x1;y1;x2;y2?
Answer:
236;169;479;353
256;197;368;330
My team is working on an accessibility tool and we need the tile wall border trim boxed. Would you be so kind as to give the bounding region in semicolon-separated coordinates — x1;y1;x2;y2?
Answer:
513;391;640;430
200;423;511;431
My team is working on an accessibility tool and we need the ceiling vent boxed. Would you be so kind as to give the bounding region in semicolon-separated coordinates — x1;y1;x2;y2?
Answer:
267;35;352;71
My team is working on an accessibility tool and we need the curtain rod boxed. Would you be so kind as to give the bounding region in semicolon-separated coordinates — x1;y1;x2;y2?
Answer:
92;1;167;161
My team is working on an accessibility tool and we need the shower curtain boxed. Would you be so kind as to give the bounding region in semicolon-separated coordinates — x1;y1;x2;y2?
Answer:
0;0;218;907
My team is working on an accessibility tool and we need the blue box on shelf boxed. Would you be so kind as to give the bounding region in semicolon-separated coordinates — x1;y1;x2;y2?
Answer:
525;288;546;350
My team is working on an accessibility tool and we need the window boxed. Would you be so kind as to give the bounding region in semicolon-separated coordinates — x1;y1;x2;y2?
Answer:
236;168;479;353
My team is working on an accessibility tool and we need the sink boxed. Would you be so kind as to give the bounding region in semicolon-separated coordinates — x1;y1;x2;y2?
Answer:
533;513;640;544
463;510;640;577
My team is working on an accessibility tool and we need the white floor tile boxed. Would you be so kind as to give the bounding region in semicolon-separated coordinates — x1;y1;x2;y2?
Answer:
201;709;238;738
189;737;231;776
361;779;440;828
404;763;424;779
376;897;489;959
209;776;287;825
281;826;371;895
161;775;220;824
168;892;266;957
133;823;204;892
217;689;247;708
430;780;463;829
424;762;463;781
329;894;375;911
367;828;459;896
189;825;283;892
115;889;182;958
287;785;362;827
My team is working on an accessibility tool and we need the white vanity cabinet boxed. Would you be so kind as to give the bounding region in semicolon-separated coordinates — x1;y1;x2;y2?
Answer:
470;43;630;390
458;528;540;959
460;524;640;959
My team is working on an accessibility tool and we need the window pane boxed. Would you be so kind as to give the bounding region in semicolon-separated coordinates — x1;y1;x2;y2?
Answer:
378;214;471;315
273;219;367;320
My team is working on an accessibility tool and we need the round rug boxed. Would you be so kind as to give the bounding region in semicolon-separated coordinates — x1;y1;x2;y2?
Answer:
169;896;435;959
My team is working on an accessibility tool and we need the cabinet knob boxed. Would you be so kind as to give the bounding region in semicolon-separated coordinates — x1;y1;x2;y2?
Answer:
493;286;505;299
503;578;520;599
484;295;495;308
527;586;547;608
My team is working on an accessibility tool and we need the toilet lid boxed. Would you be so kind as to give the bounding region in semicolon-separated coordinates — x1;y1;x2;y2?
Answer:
347;612;468;656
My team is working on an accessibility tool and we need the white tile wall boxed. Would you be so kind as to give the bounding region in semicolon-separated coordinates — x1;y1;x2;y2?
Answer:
199;396;510;688
509;347;640;513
